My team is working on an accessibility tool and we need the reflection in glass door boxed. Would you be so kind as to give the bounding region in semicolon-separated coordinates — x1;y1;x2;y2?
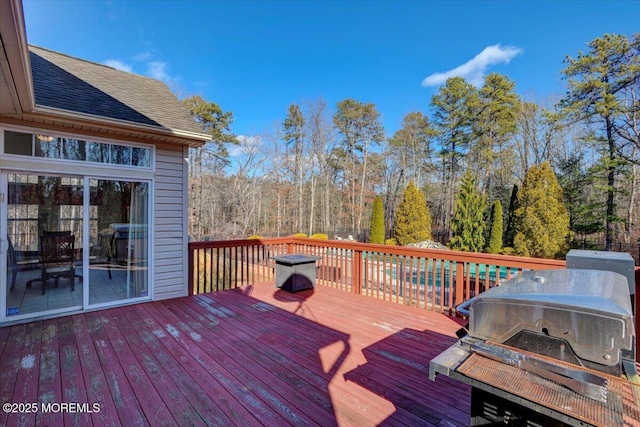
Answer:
89;179;149;305
5;173;84;317
3;172;150;319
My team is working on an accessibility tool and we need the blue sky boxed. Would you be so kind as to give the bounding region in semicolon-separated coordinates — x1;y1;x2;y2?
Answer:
23;1;640;142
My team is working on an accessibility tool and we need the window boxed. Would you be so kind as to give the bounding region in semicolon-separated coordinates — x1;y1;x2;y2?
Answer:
132;147;151;167
3;130;151;168
35;135;61;158
62;139;87;161
7;204;39;251
4;130;33;155
59;205;98;249
7;174;40;250
111;145;131;165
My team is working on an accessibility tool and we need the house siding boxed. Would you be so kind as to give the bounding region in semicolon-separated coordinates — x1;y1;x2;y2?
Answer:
154;145;189;300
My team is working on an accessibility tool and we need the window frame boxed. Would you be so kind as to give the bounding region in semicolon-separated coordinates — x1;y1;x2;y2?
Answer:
1;127;154;170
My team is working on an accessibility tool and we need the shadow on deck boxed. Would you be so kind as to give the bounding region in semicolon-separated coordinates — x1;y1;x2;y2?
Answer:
0;283;470;426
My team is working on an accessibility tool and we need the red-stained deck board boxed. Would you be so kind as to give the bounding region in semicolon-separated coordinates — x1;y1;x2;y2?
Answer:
0;323;11;358
348;334;470;403
141;302;292;426
82;310;148;426
200;288;469;426
93;309;177;426
0;283;471;426
174;297;390;427
56;315;92;427
176;296;392;427
36;319;64;427
134;304;260;427
69;315;120;427
107;307;206;427
272;285;468;415
144;299;320;426
168;298;340;426
7;321;41;427
118;306;236;427
0;324;26;427
196;289;464;424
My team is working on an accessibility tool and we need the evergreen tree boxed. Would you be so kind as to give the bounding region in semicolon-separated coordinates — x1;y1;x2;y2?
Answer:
504;184;518;248
473;73;520;192
430;77;479;232
183;95;238;162
393;182;432;245
558;33;640;250
449;171;486;252
388;111;436;188
486;200;503;254
555;154;605;237
369;196;385;244
183;95;237;240
513;162;570;258
283;103;306;232
333;99;385;236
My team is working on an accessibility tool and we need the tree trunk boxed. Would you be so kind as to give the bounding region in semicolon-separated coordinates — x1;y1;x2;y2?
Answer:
308;174;315;235
626;161;637;244
356;140;370;237
297;146;303;232
605;117;616;251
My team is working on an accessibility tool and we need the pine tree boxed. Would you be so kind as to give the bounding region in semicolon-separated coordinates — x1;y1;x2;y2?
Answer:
449;171;486;252
369;196;385;244
393;182;432;245
513;162;570;258
558;33;640;250
486;200;503;254
473;73;520;192
504;184;518;248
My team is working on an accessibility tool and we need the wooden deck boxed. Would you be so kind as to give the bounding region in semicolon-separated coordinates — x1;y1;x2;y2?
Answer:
0;283;470;426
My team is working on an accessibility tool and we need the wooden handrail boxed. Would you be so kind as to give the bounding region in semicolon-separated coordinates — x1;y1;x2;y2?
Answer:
188;237;640;361
286;237;566;269
189;237;565;309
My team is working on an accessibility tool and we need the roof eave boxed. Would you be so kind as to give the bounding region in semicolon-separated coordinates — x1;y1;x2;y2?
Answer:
28;104;210;147
0;0;35;112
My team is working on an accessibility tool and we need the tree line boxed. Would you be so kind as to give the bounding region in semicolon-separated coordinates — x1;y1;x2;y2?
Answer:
186;33;640;258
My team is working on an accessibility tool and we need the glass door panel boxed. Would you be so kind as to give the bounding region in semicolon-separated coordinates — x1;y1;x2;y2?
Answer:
5;173;83;317
89;179;148;305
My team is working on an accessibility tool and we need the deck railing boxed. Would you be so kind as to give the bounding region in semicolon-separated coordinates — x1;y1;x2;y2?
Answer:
189;236;640;361
189;237;568;315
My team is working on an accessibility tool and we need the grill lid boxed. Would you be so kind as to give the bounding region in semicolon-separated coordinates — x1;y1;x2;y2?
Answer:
466;269;634;367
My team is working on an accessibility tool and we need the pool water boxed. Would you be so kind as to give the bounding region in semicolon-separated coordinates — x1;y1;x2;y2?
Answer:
386;259;519;303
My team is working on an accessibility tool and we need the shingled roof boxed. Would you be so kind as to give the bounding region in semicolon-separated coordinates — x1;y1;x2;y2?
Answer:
29;45;206;136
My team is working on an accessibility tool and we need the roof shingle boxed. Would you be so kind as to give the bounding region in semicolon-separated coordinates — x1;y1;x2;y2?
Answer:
29;45;206;136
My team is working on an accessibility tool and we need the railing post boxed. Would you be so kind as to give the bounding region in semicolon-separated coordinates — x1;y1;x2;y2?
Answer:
188;245;194;296
455;261;464;315
635;267;639;362
286;241;294;254
353;249;362;294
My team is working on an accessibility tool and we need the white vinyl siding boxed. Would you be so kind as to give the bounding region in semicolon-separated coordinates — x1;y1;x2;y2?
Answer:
154;146;188;300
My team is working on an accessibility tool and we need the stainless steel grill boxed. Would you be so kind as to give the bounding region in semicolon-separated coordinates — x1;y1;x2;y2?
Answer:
430;269;639;427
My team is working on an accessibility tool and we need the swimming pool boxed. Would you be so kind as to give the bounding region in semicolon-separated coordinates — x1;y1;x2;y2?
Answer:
384;259;520;304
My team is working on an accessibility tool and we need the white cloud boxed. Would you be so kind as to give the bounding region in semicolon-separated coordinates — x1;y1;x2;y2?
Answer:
229;135;262;157
133;51;153;62
422;44;523;87
104;59;132;73
147;61;171;82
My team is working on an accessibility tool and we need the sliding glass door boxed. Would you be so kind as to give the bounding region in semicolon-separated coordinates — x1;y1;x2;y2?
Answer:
2;172;150;319
88;179;149;305
4;172;84;316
